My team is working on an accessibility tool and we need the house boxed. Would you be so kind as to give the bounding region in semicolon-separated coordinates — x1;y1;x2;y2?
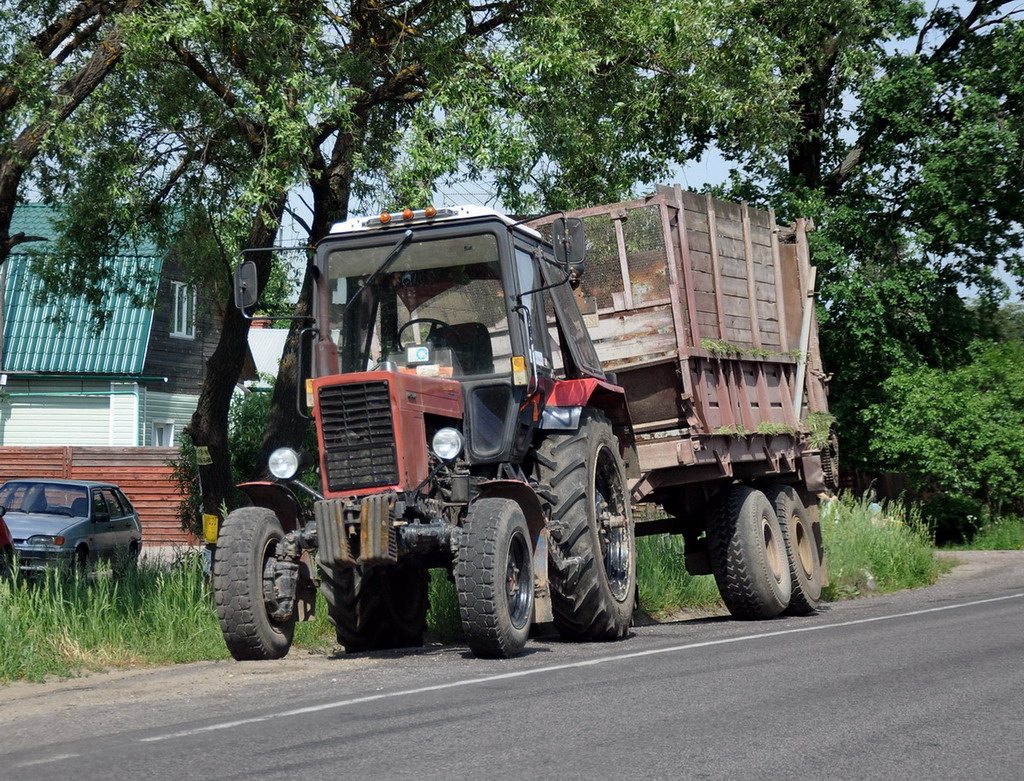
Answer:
0;204;218;447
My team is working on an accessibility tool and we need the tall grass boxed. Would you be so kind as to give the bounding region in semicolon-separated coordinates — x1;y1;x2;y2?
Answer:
0;557;228;682
820;493;940;599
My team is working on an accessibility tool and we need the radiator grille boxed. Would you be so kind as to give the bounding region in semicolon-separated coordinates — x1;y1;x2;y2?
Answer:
318;381;399;491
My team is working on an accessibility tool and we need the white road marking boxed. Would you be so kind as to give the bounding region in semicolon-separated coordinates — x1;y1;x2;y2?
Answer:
16;754;80;767
140;592;1023;743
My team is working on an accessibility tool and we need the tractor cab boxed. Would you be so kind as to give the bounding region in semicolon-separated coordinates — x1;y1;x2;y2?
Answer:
310;206;604;467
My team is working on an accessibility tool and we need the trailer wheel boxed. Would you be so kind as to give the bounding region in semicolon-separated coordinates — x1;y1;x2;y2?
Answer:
763;484;823;614
707;485;792;619
319;562;428;652
456;497;533;658
213;507;295;660
533;409;636;641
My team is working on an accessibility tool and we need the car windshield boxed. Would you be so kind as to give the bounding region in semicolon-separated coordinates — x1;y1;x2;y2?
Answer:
324;231;512;377
0;482;89;517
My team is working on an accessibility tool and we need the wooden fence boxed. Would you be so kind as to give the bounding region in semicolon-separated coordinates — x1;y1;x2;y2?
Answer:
0;447;196;547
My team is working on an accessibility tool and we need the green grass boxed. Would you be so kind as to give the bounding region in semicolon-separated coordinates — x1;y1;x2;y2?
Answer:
819;493;940;600
945;515;1024;551
636;534;722;617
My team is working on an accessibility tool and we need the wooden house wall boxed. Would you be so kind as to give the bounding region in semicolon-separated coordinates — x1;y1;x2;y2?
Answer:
143;258;219;396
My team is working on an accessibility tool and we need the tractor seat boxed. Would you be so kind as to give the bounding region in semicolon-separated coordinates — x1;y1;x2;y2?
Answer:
439;322;494;375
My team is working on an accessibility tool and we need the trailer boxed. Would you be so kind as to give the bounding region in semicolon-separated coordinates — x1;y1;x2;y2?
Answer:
531;185;836;614
214;186;836;661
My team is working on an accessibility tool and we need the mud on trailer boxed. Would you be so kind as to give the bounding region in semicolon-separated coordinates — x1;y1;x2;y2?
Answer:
214;187;837;660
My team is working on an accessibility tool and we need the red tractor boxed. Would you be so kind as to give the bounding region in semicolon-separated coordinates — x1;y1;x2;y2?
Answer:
216;206;637;659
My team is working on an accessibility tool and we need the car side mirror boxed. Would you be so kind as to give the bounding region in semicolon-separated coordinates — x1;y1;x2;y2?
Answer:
0;506;5;518
93;511;110;523
234;260;258;312
552;217;586;281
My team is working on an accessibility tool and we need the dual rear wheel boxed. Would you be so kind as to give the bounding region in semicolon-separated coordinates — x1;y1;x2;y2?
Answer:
708;484;824;619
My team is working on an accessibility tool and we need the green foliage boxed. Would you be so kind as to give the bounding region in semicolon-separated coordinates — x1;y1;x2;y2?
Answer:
920;494;985;546
805;411;835;449
865;340;1024;524
715;2;1024;472
169;434;203;538
820;493;940;600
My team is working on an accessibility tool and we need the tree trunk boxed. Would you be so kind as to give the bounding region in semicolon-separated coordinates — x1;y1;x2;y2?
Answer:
185;197;284;531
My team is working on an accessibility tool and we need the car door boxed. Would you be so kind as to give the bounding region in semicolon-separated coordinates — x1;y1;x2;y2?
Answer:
98;488;133;556
109;489;141;550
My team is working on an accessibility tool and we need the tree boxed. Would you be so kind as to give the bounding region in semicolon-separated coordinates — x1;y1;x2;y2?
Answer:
0;1;149;264
864;340;1024;536
710;1;1024;468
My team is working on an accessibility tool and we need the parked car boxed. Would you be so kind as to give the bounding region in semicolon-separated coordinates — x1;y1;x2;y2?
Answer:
0;479;143;572
0;509;13;577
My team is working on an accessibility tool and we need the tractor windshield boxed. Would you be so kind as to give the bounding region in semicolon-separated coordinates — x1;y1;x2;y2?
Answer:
324;231;512;377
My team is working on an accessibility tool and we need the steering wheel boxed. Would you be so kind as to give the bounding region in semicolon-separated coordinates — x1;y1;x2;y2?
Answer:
398;317;451;347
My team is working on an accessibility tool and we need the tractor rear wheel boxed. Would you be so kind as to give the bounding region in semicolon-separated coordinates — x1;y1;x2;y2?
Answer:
533;409;635;641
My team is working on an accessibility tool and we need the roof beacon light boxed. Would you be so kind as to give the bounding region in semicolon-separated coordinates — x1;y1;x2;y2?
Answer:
379;211;392;224
402;208;414;220
424;205;437;218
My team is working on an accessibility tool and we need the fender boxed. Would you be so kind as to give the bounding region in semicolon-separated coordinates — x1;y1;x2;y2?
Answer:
545;377;632;429
237;481;303;533
544;378;639;478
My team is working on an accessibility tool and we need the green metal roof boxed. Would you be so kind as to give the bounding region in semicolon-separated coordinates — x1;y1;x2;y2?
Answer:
3;205;163;375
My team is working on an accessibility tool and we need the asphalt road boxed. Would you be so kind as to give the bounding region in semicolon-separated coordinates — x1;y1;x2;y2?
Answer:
2;551;1022;780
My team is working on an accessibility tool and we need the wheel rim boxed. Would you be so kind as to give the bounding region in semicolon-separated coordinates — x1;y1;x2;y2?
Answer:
505;529;532;630
596;448;631;602
793;516;816;578
762;516;786;583
260;537;287;628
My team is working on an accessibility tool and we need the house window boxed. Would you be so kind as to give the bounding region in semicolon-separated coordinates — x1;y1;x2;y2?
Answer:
171;281;196;339
153;420;175;447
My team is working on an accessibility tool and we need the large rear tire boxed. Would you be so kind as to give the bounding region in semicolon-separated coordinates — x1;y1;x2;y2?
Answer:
533;409;635;641
320;561;429;653
763;484;824;615
456;497;534;659
213;507;295;660
707;485;792;619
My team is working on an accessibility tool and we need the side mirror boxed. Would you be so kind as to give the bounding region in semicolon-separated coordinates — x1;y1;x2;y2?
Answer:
234;260;258;312
552;217;586;279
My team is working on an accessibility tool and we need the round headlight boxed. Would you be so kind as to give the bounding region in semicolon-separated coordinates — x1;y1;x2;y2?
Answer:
268;447;300;480
432;427;464;461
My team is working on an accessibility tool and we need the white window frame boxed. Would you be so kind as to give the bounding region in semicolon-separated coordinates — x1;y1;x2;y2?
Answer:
171;281;197;339
152;419;175;447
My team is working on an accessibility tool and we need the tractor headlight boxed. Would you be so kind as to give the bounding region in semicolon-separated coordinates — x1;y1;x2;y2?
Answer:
431;427;464;461
268;447;300;480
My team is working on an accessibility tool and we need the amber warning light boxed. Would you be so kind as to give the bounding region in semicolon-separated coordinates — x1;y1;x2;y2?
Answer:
368;206;449;227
